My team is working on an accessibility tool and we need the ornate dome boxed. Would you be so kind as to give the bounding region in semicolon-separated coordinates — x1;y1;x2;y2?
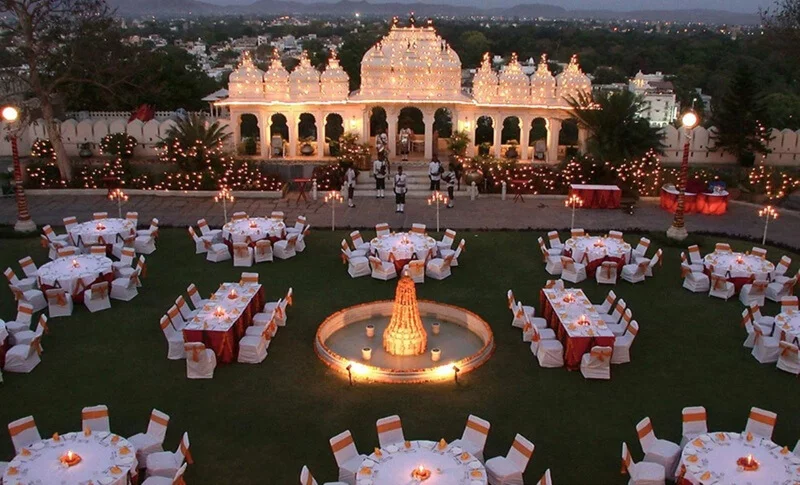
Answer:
229;52;264;99
556;55;591;103
471;53;498;104
498;53;530;101
530;54;557;104
320;50;350;100
289;51;321;99
263;49;289;102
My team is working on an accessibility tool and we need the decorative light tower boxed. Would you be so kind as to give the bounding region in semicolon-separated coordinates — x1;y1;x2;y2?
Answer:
214;186;234;223
427;191;446;233
324;190;343;231
383;273;428;356
2;106;36;232
667;111;699;241
565;194;583;231
758;205;778;245
108;188;129;219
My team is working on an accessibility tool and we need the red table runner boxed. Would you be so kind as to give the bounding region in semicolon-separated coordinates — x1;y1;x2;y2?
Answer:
569;184;621;209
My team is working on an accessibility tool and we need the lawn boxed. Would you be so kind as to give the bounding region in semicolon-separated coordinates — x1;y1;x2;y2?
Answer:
0;228;798;484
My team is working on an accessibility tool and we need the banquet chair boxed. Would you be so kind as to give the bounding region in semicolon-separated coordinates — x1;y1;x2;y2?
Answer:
138;218;159;238
186;284;208;310
3;337;42;373
168;305;186;332
450;415;491;462
609;230;623;241
645;249;662;277
778;342;800;375
543;279;565;291
748;304;776;333
621;260;648;284
621;442;665;485
602;298;626;326
741;309;759;349
681;252;703;274
751;246;767;259
342;251;370;278
63;215;79;234
680;406;708;448
4;302;34;339
205;240;231;262
537;469;553;485
781;296;799;313
285;215;307;236
237;327;269;364
571;228;585;239
129;409;170;469
232;242;254;267
507;290;535;328
376;415;405;448
113;248;137;277
231;212;247;221
93;212;108;220
269;210;285;222
751;325;780;364
531;327;563;368
744;407;777;439
739;279;768;306
46;288;73;318
714;242;732;253
81;405;110;432
635;417;680;480
772;256;793;282
766;274;798;302
437;229;457;251
13;315;47;347
42;234;66;260
296;225;310;252
349;231;371;253
17;257;38;280
56;246;78;258
369;256;397;281
375;223;390;238
594;290;617;315
142;463;187;485
110;270;139;301
125;211;138;227
246;314;278;339
146;431;191;478
184;342;215;379
299;466;348;485
681;264;710;293
254;240;274;263
89;245;107;256
274;234;298;260
175;296;197;320
7;416;41;453
329;430;368;484
539;239;563;275
159;316;185;360
9;285;46;313
188;226;213;254
611;320;638;364
263;288;292;326
426;254;454;280
441;239;465;267
84;282;111;312
341;239;367;260
411;223;426;235
608;309;632;337
560;256;586;283
485;433;534;485
580;346;612;380
708;274;734;300
525;313;555;346
547;231;563;252
5;267;37;292
687;245;704;268
197;218;221;242
135;232;156;255
42;224;69;245
407;260;425;283
595;261;618;285
633;237;651;260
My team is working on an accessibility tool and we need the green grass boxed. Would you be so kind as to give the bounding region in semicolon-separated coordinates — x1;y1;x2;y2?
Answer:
0;229;798;484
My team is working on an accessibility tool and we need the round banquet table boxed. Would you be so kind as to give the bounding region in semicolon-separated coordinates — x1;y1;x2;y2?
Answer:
703;252;774;292
68;218;135;247
357;440;487;485
564;236;631;276
37;255;113;302
370;233;437;270
2;431;138;485
221;217;285;245
678;432;800;485
775;311;800;343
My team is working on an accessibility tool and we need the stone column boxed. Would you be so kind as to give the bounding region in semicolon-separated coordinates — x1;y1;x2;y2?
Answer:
519;116;530;161
231;111;241;154
259;112;269;157
315;111;324;157
547;118;562;163
493;115;502;158
287;113;297;158
423;111;434;160
386;108;398;158
577;125;588;155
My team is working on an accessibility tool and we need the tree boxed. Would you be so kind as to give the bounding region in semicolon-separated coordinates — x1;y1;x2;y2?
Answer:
157;114;232;173
0;0;122;181
710;63;770;166
567;90;665;163
763;92;800;130
761;0;800;60
457;31;491;68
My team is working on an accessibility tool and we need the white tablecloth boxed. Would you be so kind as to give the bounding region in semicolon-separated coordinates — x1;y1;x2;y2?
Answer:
543;288;613;338
183;283;261;333
3;431;138;485
703;252;774;279
37;255;113;291
565;236;631;264
68;219;135;246
357;440;487;485
679;432;800;485
775;311;800;343
370;233;437;262
222;218;285;243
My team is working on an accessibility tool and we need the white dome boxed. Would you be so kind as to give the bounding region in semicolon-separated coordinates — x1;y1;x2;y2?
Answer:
556;55;591;102
229;52;264;99
289;51;321;99
498;53;530;101
263;50;289;102
530;54;556;103
321;50;350;101
471;53;498;104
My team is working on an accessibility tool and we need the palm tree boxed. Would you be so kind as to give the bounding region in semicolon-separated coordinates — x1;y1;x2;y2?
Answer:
158;114;232;173
566;90;665;163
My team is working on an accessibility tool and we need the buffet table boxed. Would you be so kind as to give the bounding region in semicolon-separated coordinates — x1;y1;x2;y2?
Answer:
569;184;621;209
660;187;729;215
357;440;487;485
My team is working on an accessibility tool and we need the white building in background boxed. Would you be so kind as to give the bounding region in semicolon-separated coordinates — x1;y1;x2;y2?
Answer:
628;70;679;128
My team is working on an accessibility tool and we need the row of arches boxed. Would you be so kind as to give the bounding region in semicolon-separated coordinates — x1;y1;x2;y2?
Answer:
238;113;345;156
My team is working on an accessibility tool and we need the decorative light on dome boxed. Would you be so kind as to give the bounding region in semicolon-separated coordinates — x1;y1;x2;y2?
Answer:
321;49;350;100
290;50;321;99
229;51;264;99
557;54;591;103
531;53;556;104
472;52;498;104
263;48;289;101
498;52;529;101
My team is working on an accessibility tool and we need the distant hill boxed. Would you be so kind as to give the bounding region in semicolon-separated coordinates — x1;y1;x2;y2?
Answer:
108;0;761;24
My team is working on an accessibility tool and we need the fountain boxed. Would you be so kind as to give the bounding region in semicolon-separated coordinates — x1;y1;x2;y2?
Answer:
315;274;494;383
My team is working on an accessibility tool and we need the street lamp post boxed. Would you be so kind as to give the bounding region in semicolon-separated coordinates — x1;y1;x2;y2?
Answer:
2;106;36;232
667;111;699;241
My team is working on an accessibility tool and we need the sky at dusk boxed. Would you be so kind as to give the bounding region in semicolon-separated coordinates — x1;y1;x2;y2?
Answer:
204;0;773;14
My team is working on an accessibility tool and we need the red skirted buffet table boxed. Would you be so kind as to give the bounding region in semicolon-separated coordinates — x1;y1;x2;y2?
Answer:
569;184;622;209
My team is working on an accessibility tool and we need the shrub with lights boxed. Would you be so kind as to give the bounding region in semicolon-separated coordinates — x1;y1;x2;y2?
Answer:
100;133;138;159
30;138;56;161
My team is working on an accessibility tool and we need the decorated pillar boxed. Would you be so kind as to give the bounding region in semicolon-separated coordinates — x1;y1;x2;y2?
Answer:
287;113;297;158
423;111;434;160
493;115;502;158
577;125;588;154
315;111;324;157
547;118;562;163
386;107;398;158
519;116;530;161
259;112;270;157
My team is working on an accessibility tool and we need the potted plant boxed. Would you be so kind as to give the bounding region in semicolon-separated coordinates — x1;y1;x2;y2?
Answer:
478;141;491;157
300;136;315;156
505;140;519;159
99;133;138;159
79;142;93;158
242;137;257;155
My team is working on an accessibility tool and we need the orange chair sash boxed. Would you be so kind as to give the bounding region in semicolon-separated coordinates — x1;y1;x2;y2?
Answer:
180;441;193;465
591;348;612;361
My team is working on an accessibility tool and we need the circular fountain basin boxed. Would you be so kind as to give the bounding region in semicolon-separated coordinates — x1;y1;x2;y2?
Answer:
315;300;495;383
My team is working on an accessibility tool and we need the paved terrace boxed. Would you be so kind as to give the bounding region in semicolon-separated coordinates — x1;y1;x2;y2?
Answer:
1;193;799;248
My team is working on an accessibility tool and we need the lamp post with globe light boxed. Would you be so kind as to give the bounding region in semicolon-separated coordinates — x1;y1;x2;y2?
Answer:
667;111;698;241
2;106;36;232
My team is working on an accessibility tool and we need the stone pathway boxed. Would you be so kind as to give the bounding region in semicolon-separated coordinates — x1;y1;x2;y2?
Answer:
2;193;799;248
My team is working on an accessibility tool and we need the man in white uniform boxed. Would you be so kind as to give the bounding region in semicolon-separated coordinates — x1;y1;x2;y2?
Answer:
345;165;357;208
428;155;442;191
372;154;389;199
394;166;407;213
